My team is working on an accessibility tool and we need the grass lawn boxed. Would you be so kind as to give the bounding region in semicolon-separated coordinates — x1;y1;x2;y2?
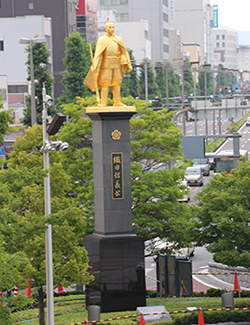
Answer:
11;294;249;325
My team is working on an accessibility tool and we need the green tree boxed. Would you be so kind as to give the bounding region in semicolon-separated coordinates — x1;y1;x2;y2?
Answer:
191;158;250;268
121;49;139;98
2;125;93;325
182;58;194;97
198;65;213;98
138;59;161;101
23;37;55;126
216;64;237;95
58;33;94;105
0;93;13;169
59;96;194;255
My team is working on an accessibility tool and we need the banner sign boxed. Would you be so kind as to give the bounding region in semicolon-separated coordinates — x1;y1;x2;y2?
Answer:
213;5;218;28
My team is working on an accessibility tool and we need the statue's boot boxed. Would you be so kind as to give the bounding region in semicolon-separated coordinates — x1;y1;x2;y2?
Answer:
100;86;109;107
113;86;126;107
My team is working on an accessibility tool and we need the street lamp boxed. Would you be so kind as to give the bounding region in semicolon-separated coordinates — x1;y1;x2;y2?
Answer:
40;83;67;325
19;37;46;126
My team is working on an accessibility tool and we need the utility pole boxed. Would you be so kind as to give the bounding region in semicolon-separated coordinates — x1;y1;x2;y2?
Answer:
42;84;54;325
145;58;148;102
165;63;169;110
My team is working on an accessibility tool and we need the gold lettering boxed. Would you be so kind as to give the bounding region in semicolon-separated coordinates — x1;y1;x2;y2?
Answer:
114;172;120;179
115;190;121;196
115;164;120;170
115;180;121;189
113;156;121;164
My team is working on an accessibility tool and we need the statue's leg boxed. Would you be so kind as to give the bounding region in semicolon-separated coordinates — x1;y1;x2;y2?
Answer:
101;86;109;107
113;86;126;107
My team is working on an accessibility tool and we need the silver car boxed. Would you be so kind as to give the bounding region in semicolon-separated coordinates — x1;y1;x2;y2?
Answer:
184;166;203;186
193;158;210;176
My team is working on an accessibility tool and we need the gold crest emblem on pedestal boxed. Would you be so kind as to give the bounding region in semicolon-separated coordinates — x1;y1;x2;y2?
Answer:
111;130;121;140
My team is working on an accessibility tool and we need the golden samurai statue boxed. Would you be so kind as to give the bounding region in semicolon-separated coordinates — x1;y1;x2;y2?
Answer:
84;17;133;108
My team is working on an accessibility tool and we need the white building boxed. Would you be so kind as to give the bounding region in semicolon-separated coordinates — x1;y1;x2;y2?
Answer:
0;15;52;123
169;0;212;64
238;46;250;82
98;0;170;63
213;29;238;70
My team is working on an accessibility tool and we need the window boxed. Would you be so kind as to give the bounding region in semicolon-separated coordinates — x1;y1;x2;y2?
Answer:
216;35;219;40
163;13;168;22
222;42;225;47
8;85;28;93
216;42;219;48
164;44;169;53
222;34;225;40
163;28;169;38
28;3;34;9
116;13;129;21
145;30;149;40
0;40;3;51
110;0;119;4
120;0;128;4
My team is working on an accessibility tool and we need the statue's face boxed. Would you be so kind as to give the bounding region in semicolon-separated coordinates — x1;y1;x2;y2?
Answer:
106;23;115;36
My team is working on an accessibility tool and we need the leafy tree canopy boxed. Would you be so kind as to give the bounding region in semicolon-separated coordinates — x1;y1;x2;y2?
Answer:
1;124;93;325
191;158;250;268
59;96;193;256
23;36;55;126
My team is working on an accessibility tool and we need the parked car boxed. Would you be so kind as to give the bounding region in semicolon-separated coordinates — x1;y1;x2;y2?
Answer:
150;238;195;260
192;158;210;176
246;117;250;127
177;179;191;203
184;166;203;186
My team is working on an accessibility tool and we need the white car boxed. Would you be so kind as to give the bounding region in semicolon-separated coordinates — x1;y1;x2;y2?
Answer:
185;166;203;186
178;179;191;203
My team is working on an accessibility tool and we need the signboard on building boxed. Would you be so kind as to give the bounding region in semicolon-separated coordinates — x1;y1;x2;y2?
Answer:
213;5;218;28
169;0;175;22
76;0;97;19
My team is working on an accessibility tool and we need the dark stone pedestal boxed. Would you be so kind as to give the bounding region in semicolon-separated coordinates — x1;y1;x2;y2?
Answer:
85;107;146;312
85;233;146;312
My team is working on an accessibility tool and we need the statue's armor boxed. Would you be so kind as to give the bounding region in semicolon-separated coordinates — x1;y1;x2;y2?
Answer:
99;39;122;87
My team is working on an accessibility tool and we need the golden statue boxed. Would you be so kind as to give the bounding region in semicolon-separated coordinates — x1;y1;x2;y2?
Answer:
84;17;133;108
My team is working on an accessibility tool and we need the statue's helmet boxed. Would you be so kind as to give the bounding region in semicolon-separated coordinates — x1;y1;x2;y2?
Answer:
105;16;114;30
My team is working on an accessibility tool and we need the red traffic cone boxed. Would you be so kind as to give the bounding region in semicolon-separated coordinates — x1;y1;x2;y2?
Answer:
84;320;88;325
55;286;67;295
234;270;240;291
14;285;18;297
198;307;205;325
140;313;145;325
14;285;19;302
25;280;32;298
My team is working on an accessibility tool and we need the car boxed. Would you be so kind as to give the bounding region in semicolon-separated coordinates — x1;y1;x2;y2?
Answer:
192;158;210;176
205;153;215;170
184;166;203;186
246;117;250;127
177;179;191;203
150;238;195;261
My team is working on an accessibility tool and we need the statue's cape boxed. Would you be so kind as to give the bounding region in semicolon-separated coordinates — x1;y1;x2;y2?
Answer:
84;34;132;92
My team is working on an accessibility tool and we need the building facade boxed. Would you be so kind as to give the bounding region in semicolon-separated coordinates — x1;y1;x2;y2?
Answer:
76;0;98;43
238;46;250;83
213;29;238;70
169;0;211;64
0;15;52;123
98;0;170;63
0;0;77;99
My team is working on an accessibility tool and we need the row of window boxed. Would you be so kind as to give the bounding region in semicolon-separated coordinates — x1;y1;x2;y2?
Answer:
100;0;128;5
216;34;225;40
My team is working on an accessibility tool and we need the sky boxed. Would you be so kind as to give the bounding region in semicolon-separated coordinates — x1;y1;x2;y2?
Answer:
214;0;250;32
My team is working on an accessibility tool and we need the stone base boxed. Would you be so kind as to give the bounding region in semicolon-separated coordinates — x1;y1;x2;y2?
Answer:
85;233;146;312
86;106;136;113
